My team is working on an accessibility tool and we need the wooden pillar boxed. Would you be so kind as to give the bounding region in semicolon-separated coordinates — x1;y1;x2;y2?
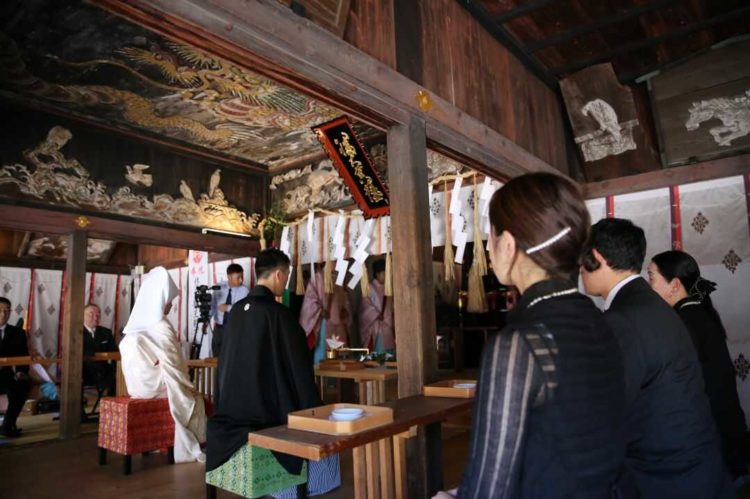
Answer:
388;117;438;498
60;230;87;439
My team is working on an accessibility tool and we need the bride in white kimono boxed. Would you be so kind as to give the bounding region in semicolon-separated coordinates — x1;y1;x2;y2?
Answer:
119;266;206;463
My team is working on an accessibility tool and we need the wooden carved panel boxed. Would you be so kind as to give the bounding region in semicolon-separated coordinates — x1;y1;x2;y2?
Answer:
651;40;750;167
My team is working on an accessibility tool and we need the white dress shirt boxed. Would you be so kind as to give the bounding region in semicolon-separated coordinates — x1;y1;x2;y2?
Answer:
211;282;250;326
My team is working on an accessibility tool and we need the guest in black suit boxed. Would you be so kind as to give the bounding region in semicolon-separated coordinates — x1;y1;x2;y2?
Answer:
649;250;748;479
82;304;117;396
0;297;31;438
581;218;733;498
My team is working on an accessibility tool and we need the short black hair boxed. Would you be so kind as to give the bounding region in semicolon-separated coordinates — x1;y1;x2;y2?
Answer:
0;297;10;307
227;263;243;275
581;218;646;273
255;249;290;279
372;259;386;276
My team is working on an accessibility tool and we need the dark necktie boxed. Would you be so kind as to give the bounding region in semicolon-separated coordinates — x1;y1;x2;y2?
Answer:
225;288;232;306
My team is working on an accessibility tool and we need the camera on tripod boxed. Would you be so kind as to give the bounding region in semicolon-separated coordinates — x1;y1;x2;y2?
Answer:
194;284;219;323
191;284;220;359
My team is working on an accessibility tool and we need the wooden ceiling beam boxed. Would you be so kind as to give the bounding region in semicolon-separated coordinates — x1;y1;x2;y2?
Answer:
583;153;750;199
0;203;260;256
490;0;559;24
552;6;750;75
94;0;559;180
0;257;131;275
526;0;683;52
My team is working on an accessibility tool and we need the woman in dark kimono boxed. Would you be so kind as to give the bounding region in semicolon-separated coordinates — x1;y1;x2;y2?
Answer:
440;173;632;498
648;250;747;480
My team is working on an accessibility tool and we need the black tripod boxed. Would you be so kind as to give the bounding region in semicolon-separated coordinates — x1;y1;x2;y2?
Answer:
190;317;212;360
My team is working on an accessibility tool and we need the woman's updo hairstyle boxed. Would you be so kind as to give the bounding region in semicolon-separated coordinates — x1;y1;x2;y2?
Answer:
488;172;590;280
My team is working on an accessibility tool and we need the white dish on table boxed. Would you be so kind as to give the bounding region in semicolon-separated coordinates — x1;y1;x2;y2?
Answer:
330;408;365;421
453;383;476;389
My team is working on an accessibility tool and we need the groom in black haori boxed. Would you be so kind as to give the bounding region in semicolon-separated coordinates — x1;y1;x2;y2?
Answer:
207;249;340;497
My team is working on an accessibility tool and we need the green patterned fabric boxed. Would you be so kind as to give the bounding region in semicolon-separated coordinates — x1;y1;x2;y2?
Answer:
206;444;307;498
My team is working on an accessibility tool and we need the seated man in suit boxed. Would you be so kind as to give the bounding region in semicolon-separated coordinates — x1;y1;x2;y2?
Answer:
580;218;732;498
82;304;117;397
0;297;30;438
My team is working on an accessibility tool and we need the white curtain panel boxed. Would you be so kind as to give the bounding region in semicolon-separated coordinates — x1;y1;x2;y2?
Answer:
116;275;132;335
0;267;31;328
88;274;119;331
586;198;607;224
680;176;750;425
429;188;446;248
30;269;63;376
613;187;672;276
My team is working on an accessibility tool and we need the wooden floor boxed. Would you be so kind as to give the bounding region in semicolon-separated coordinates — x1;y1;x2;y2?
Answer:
0;423;470;499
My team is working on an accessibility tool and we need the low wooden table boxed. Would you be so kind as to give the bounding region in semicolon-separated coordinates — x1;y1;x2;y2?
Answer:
314;366;398;405
248;394;473;499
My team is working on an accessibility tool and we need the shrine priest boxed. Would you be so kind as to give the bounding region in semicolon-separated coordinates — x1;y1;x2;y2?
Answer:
299;265;352;363
207;249;340;498
359;259;394;353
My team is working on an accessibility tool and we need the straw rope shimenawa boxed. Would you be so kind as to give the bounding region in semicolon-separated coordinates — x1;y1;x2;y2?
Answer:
467;175;488;313
260;171;494;296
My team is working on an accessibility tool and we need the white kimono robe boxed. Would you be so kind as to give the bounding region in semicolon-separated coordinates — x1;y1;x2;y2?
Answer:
120;266;206;464
120;318;206;463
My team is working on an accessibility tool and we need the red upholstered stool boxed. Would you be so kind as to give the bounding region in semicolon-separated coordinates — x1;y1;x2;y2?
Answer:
97;396;175;475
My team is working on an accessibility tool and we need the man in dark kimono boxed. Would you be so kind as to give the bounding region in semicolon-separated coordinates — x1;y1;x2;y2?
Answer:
581;218;733;498
207;249;339;496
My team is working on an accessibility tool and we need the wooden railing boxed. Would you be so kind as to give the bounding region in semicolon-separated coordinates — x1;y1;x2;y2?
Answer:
187;357;218;403
1;354;218;402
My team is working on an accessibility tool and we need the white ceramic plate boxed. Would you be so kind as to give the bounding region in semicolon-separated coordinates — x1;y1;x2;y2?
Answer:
331;408;364;421
453;383;476;389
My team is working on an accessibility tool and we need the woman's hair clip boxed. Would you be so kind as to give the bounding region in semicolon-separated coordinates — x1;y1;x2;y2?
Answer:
526;227;571;255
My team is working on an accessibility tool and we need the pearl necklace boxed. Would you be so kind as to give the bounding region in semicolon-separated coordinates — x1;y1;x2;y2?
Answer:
526;288;578;309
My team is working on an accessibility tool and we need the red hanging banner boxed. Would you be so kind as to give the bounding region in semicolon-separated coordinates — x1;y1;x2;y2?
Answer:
312;116;390;218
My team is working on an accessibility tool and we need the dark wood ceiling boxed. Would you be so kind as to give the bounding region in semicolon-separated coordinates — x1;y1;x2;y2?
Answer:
464;0;750;84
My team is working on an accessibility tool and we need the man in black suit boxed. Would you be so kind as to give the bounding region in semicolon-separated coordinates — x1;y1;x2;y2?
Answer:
0;297;30;438
581;218;732;498
82;303;117;396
